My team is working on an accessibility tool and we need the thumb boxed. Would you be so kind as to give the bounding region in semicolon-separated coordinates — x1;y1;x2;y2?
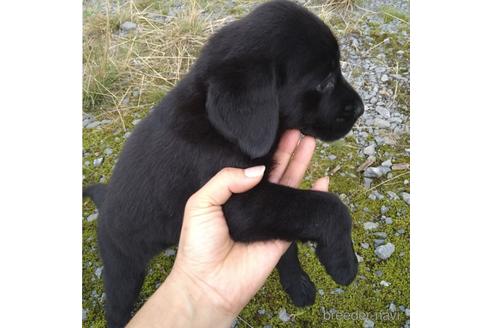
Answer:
190;166;265;208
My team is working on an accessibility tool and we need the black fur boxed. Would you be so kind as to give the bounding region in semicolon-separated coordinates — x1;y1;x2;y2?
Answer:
84;1;364;326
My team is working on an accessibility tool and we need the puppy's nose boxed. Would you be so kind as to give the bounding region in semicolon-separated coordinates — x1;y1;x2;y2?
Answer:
344;103;364;119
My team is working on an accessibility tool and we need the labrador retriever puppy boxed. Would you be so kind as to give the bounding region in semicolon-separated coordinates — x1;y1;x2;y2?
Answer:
84;0;364;326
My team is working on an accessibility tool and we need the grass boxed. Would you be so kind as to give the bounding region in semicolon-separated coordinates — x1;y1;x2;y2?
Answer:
83;0;409;327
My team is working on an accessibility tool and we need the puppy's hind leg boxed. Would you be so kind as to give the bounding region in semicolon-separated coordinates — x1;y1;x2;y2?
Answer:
277;243;316;307
98;226;150;328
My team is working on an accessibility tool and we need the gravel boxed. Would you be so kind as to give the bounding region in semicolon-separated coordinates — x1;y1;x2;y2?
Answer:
278;308;290;322
164;248;176;257
363;144;376;156
389;302;397;312
87;212;98;222
364;166;390;178
120;21;137;31
363;222;379;230
93;157;104;167
375;243;396;260
400;192;410;204
363;318;375;328
95;266;103;279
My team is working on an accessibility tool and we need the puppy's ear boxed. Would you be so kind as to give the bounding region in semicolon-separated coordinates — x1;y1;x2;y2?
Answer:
206;62;278;158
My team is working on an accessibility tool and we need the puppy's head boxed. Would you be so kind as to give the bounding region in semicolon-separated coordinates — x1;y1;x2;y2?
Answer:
200;0;364;158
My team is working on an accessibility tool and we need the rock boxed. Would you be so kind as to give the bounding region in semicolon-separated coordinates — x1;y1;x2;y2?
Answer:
363;318;375;328
374;239;386;247
93;157;104;167
368;190;384;200
100;119;112;125
392;163;410;170
132;119;142;126
330;288;344;295
87;212;98;222
363;144;376;156
364;166;390;178
384;216;393;224
381;74;389;82
124;131;132;139
95;266;103;279
258;309;266;315
278;308;290;322
387;191;399;200
375;270;383;277
389;303;397;312
375;243;395;260
104;148;113;156
381;159;392;167
164;248;176;257
380;205;389;214
82;308;87;321
364;178;373;188
363;222;379;230
318;289;325;296
360;242;369;249
85;121;101;129
380;280;391;287
356;253;364;262
400;192;410;204
328;154;337;160
376;106;390;118
374;118;391;129
405;308;410;317
120;21;137;31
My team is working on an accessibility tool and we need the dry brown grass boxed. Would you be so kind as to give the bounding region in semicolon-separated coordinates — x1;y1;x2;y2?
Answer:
82;0;355;121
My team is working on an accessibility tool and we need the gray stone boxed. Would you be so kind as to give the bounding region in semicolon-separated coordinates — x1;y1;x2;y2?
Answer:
384;216;393;224
374;118;391;129
400;192;410;204
258;309;266;315
369;190;385;200
364;178;373;188
318;288;325;296
278;308;290;322
124;131;132;139
164;248;176;257
330;288;344;295
95;266;103;278
87;212;98;222
93;157;104;167
387;191;399;200
328;154;337;160
363;318;375;328
356;253;364;263
364;166;390;178
132;119;142;126
375;243;395;260
381;74;389;82
363;222;379;230
82;308;87;321
374;239;386;247
405;308;410;317
376;106;390;118
381;205;389;214
375;270;383;277
380;280;391;287
100;119;112;125
360;242;369;249
381;159;392;167
120;21;137;31
85;121;101;129
104;148;113;156
363;144;376;156
389;303;397;312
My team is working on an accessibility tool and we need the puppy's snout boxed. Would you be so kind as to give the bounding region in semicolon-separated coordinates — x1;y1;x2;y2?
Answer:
344;101;364;119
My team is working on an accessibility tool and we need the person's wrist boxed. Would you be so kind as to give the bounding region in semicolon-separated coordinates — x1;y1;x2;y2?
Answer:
165;267;236;327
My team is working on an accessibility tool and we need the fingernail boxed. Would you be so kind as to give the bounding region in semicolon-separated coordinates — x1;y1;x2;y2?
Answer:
244;165;266;178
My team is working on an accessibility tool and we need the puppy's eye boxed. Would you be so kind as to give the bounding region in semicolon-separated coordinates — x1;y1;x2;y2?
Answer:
316;74;335;93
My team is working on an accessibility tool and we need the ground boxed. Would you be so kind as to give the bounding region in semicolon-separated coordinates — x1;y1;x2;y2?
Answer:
82;0;410;327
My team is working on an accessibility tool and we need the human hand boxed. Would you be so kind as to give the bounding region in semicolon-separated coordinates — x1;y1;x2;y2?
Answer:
128;130;329;327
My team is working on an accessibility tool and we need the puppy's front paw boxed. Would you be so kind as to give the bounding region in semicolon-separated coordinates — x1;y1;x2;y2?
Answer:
316;202;358;285
281;271;316;307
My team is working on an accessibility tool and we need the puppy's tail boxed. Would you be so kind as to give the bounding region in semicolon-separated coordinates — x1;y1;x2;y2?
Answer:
83;183;107;209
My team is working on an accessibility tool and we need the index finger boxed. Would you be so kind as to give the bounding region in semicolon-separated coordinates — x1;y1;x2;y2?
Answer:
269;129;301;183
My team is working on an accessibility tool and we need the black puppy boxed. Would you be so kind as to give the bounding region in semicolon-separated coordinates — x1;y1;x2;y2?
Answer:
84;1;364;326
